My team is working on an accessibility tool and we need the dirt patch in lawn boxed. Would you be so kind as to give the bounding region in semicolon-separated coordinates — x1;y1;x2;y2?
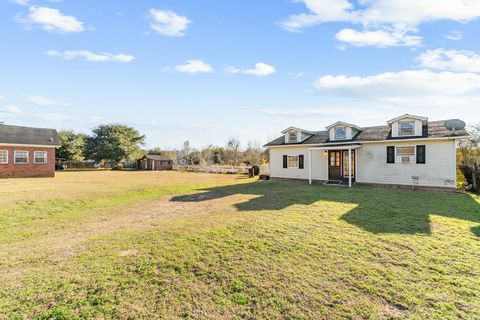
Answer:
0;192;254;284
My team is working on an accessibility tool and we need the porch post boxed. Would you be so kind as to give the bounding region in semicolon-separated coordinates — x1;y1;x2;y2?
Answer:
348;148;352;188
308;148;312;185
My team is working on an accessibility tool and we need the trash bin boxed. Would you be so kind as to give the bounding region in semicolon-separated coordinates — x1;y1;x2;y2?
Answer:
248;167;254;177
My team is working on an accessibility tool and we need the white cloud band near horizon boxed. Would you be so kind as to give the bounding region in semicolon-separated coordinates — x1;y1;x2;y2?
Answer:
312;69;480;112
335;29;422;47
0;105;22;114
419;49;480;73
46;50;135;63
27;95;70;107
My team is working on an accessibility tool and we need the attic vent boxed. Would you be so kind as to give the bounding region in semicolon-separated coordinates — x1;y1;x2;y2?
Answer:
49;137;53;142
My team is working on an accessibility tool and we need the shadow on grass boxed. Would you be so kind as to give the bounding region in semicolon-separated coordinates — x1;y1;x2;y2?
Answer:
471;226;480;237
171;180;480;235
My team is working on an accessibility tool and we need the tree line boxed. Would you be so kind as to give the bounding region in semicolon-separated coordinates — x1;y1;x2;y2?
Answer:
57;124;267;167
458;124;480;193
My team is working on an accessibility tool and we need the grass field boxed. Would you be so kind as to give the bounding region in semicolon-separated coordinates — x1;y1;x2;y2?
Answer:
1;171;480;319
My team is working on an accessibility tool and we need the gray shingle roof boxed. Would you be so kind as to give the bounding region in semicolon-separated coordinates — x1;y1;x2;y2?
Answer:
141;155;171;161
0;124;60;146
264;120;467;147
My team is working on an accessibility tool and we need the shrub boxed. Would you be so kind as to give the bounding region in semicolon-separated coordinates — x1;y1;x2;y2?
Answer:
252;165;260;176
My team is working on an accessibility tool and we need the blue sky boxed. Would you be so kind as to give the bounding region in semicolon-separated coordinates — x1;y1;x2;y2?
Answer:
1;0;480;149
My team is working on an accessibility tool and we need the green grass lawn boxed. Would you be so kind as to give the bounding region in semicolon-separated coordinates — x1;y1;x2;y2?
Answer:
1;171;480;319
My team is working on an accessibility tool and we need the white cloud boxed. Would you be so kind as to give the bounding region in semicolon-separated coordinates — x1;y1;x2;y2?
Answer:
27;95;69;107
9;0;31;5
38;112;69;121
445;30;463;41
0;105;22;114
418;49;480;73
0;95;6;102
225;63;276;77
282;0;353;32
47;50;135;63
335;28;421;47
23;7;84;33
314;70;480;98
288;72;304;78
174;60;213;74
313;70;480;110
282;0;480;47
259;106;372;117
283;0;480;31
149;9;191;37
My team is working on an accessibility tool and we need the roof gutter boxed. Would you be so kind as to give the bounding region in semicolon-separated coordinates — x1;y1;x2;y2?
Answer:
0;143;61;148
264;135;468;148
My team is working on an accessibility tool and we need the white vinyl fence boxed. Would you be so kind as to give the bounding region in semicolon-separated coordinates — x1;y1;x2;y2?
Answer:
173;165;250;174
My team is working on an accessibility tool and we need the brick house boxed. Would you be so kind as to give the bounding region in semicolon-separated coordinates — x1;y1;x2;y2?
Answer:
137;155;173;171
0;124;60;178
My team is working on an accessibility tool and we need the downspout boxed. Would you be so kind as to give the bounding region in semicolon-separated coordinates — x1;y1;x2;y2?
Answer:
308;148;312;185
348;148;352;188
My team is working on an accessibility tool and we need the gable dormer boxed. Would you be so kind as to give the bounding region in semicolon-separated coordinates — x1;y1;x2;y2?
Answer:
387;114;427;138
325;121;362;141
281;127;315;144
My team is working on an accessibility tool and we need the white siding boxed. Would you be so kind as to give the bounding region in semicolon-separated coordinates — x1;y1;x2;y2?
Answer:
269;139;457;188
269;146;328;181
356;140;456;188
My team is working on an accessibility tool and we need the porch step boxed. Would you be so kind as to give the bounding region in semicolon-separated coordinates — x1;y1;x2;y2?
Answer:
324;180;345;186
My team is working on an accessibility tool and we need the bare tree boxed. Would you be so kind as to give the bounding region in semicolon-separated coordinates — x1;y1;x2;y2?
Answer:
244;140;263;165
458;124;480;192
226;137;241;166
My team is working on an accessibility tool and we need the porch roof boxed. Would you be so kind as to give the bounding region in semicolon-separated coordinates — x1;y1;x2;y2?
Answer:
309;145;362;151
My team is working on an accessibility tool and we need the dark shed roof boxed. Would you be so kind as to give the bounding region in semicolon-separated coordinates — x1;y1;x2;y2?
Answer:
264;120;467;147
140;155;172;161
0;124;60;146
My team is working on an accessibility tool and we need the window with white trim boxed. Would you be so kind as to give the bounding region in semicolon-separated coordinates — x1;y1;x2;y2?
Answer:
14;151;29;164
399;121;414;136
289;131;298;143
287;156;298;168
396;146;415;163
34;151;47;164
0;150;8;164
334;127;346;140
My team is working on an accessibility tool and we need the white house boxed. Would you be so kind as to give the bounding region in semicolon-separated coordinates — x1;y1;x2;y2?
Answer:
264;115;467;190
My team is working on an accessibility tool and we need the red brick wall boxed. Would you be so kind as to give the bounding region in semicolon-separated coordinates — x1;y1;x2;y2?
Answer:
138;159;173;171
0;146;56;178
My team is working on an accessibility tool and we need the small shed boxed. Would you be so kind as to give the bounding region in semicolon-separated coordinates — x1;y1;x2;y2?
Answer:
137;155;173;171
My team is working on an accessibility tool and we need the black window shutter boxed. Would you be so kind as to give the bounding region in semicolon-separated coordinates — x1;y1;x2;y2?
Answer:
387;146;395;164
417;145;426;164
283;155;288;168
299;155;304;169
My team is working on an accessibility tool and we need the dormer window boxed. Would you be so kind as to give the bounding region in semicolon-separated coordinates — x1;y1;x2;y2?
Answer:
399;121;414;136
335;127;346;140
289;131;298;143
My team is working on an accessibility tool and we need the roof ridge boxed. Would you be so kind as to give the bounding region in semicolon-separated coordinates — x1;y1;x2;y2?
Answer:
0;123;57;131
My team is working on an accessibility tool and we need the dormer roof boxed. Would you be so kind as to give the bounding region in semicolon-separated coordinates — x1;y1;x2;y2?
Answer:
325;121;362;131
387;114;428;126
281;127;316;135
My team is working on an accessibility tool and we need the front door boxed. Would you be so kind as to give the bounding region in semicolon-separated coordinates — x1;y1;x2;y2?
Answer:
328;151;342;180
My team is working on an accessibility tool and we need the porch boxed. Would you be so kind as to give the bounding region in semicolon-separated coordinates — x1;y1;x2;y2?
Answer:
308;145;361;188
